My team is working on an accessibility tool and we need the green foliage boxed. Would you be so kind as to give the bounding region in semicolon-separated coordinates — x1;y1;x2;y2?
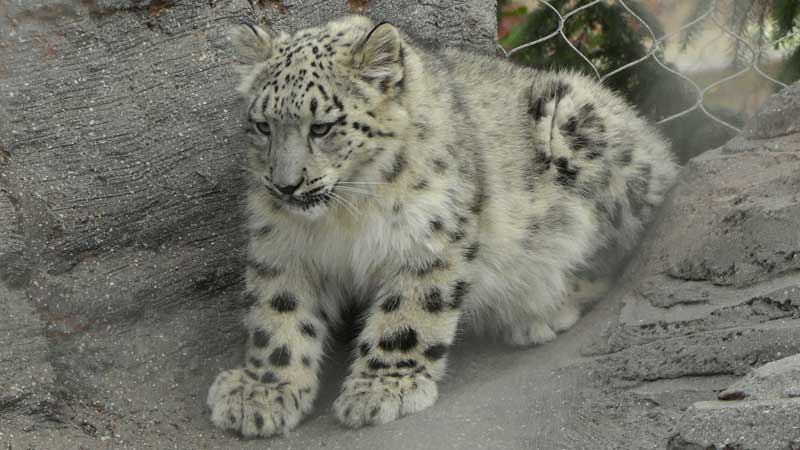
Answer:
683;0;800;84
771;0;800;82
496;0;742;161
781;39;800;82
678;0;715;50
499;1;694;127
773;0;798;37
496;0;800;160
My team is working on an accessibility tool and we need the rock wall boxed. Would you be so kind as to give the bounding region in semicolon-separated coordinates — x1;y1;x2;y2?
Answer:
586;81;800;449
0;1;497;448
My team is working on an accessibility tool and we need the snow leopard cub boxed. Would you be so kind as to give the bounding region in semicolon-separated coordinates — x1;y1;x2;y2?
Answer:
207;15;678;437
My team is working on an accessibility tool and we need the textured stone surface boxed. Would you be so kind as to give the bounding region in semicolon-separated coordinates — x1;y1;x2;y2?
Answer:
666;355;800;450
667;399;800;450
743;81;800;139
719;353;800;401
592;81;800;449
0;1;498;448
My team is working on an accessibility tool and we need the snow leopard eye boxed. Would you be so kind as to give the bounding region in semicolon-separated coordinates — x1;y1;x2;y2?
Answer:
254;121;271;136
309;123;333;138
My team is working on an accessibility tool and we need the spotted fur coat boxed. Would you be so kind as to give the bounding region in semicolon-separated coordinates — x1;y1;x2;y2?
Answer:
207;15;678;437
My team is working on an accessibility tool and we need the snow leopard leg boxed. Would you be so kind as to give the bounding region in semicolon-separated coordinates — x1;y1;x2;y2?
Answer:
504;78;612;347
333;255;468;428
207;245;326;437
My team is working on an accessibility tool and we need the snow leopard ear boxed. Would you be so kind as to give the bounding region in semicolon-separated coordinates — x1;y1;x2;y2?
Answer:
230;22;274;65
352;21;405;92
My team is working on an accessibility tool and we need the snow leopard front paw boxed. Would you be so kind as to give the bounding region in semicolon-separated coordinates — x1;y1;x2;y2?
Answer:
503;317;557;347
503;301;581;347
333;371;438;427
207;368;312;437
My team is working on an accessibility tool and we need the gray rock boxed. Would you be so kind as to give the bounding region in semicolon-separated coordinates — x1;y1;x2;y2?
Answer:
597;78;800;353
743;81;800;139
667;399;800;450
591;80;800;449
0;284;57;432
719;353;800;401
599;321;800;385
646;148;800;289
253;0;498;55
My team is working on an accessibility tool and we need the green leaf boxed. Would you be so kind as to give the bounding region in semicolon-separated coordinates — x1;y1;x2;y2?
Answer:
586;29;604;49
499;21;531;49
501;6;529;17
772;0;798;38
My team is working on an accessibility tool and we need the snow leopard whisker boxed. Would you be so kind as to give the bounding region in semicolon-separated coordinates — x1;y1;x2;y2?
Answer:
334;186;376;196
330;192;360;217
337;181;389;185
332;192;360;213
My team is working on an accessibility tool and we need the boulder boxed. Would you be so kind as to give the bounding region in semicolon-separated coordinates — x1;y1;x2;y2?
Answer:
665;354;800;449
591;81;800;449
719;353;800;401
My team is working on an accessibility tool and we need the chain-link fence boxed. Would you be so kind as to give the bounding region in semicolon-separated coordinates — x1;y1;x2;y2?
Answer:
497;0;799;159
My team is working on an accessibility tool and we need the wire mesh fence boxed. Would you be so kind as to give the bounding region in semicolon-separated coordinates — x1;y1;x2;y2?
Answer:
497;0;799;155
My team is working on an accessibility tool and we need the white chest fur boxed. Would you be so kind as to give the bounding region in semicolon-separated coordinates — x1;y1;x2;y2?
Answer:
249;190;446;299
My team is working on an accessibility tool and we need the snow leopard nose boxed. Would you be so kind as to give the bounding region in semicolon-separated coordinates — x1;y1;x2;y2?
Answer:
274;178;303;196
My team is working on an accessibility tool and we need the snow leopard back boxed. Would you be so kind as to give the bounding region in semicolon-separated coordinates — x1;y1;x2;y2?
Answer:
409;47;677;330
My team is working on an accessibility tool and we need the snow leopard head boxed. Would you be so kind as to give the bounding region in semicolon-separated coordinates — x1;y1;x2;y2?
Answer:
230;16;413;217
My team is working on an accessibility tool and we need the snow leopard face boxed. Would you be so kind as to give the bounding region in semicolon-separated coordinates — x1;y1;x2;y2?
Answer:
232;17;409;217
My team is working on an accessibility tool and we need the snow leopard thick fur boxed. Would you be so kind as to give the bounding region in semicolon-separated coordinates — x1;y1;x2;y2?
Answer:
207;15;678;437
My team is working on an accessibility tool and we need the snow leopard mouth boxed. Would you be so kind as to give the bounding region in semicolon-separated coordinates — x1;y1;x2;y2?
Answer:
281;190;333;211
262;182;334;211
287;197;328;210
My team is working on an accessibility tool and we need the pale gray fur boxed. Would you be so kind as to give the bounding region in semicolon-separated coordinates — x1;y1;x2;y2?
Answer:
207;15;678;437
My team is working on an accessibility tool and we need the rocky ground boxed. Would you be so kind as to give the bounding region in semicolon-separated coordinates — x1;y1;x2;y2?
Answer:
2;1;800;449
